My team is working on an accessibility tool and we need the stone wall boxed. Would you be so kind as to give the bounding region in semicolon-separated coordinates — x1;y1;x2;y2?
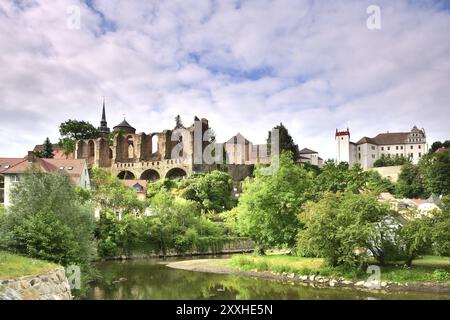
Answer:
0;267;72;300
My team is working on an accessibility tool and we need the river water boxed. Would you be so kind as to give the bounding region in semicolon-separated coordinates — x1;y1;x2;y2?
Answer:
84;256;450;300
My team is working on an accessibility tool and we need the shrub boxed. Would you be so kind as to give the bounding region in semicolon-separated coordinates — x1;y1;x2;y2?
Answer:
0;171;95;267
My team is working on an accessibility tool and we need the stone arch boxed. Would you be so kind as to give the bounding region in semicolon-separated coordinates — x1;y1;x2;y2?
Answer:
76;140;86;159
126;135;134;159
117;170;135;180
88;140;95;157
165;167;187;180
140;169;160;182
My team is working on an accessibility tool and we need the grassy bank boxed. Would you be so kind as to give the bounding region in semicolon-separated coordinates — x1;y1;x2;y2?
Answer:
0;251;58;279
229;254;450;283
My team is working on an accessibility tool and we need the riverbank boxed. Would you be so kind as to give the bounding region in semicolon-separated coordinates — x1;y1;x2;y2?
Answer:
0;251;72;300
167;256;450;294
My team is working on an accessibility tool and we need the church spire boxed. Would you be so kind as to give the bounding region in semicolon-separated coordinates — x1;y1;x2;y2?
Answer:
101;96;106;122
98;97;110;136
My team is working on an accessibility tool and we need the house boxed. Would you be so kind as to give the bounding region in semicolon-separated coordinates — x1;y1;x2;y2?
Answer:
1;157;91;206
0;158;26;205
120;179;148;201
32;143;73;160
298;148;324;168
336;126;428;169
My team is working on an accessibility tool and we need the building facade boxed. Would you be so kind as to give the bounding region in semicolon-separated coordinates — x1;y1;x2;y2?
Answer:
1;158;90;206
336;126;428;169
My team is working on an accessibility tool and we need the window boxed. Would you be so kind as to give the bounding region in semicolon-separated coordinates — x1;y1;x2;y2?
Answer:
358;146;360;151
11;175;20;183
381;147;384;151
410;146;413;150
418;145;421;149
371;146;375;150
419;152;422;157
67;166;74;170
358;153;361;160
401;146;403;150
372;154;375;159
387;147;390;151
396;146;399;150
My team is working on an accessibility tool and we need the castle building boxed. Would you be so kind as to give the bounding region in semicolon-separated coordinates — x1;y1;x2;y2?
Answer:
74;100;226;181
335;126;428;169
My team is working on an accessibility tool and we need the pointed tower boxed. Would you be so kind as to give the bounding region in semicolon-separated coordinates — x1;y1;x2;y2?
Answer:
98;97;110;136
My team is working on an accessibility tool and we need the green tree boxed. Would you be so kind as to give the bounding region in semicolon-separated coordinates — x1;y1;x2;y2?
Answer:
0;171;95;266
177;171;235;213
90;168;144;215
174;114;184;129
233;152;313;249
297;192;392;268
420;150;450;196
58;119;100;155
37;137;54;158
267;123;300;162
443;140;450;149
314;161;368;195
366;171;395;194
430;141;443;153
396;163;426;198
400;217;433;267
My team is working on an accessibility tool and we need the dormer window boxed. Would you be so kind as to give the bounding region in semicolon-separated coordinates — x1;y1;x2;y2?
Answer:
59;166;64;170
67;166;74;170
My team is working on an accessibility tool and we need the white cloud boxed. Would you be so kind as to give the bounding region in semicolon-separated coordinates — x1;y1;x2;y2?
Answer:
0;0;449;160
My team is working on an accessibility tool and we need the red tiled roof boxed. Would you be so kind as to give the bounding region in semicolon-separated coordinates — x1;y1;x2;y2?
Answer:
2;158;87;185
0;158;25;173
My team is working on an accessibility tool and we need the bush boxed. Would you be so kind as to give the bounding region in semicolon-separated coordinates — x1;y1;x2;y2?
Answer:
0;171;95;267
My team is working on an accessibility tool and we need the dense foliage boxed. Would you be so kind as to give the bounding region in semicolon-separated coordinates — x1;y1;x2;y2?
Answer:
0;172;95;266
177;171;236;213
58;119;100;156
297;192;392;268
96;191;227;257
396;163;426;198
229;152;313;249
267;123;300;162
36;137;54;159
373;154;410;167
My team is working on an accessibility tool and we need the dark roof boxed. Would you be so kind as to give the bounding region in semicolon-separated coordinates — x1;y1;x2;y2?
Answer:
356;132;411;145
114;119;134;129
113;119;136;133
299;148;318;154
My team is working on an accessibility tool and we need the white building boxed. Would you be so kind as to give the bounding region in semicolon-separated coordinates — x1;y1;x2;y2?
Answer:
336;126;428;169
298;148;324;168
1;157;91;206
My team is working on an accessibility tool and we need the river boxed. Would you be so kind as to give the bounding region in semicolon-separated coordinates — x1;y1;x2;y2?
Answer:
84;256;450;300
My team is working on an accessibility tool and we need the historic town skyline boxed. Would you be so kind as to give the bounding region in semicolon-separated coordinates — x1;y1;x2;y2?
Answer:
1;0;450;159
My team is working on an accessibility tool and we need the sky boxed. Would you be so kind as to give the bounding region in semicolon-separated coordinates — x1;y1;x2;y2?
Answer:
1;0;449;159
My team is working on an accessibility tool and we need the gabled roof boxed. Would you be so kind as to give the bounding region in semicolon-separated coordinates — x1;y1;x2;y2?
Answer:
227;133;251;145
0;158;25;173
121;179;147;193
299;148;318;154
356;132;412;145
2;158;87;185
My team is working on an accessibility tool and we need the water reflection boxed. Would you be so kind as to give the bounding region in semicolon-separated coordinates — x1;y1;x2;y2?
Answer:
84;258;450;300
